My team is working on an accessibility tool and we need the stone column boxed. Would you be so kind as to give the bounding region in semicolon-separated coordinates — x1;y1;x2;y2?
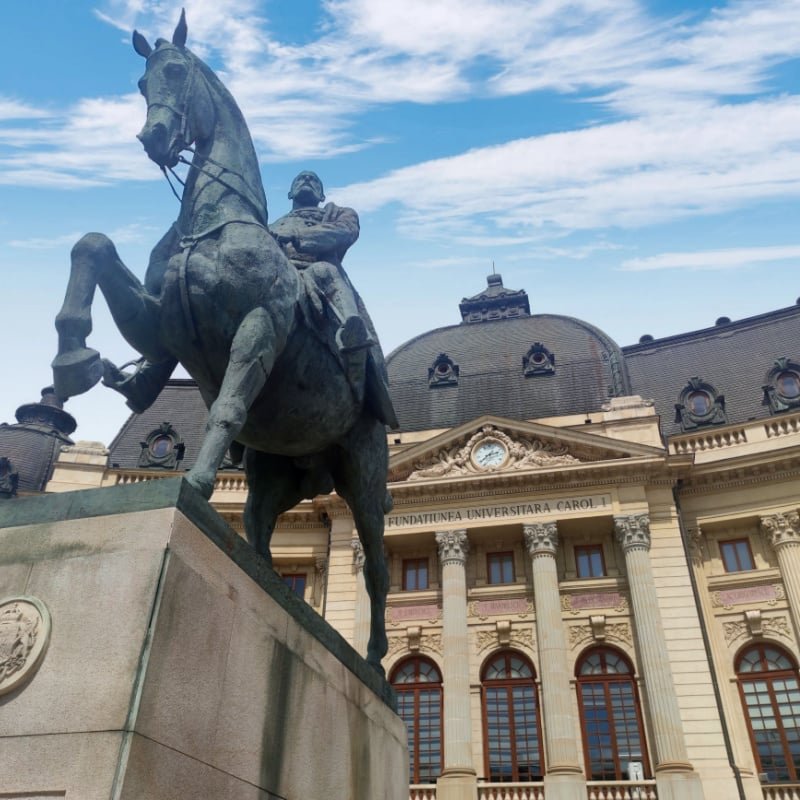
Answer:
523;523;585;800
351;539;370;656
761;512;800;641
435;529;477;800
614;514;704;800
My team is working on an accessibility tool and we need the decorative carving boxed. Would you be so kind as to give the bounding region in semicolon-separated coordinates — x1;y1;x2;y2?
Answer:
428;353;459;387
387;604;442;626
421;632;443;656
351;538;365;572
407;626;421;651
723;613;791;644
524;522;559;557
469;598;533;621
0;457;19;499
137;421;185;469
569;621;632;648
562;592;628;614
475;625;535;653
436;529;469;565
711;583;784;610
761;511;800;550
614;514;651;553
386;636;407;658
763;358;800;414
409;424;580;480
0;597;51;695
674;377;727;431
522;342;555;377
686;526;705;564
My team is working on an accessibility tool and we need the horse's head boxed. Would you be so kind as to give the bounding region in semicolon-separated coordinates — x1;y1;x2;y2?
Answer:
132;10;213;168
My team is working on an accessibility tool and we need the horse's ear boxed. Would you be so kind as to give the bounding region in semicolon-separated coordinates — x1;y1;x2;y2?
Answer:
172;8;188;47
132;30;152;58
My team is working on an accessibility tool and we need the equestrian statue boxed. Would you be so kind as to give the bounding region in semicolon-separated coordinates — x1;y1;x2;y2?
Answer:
51;10;397;674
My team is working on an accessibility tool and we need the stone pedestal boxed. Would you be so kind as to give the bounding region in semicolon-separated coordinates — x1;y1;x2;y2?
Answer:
0;478;408;800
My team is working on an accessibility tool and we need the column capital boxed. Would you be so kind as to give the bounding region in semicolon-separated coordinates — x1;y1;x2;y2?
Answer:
436;529;469;565
761;511;800;551
523;522;559;557
614;514;651;552
351;538;365;572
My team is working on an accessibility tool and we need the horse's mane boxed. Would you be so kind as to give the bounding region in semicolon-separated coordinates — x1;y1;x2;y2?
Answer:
154;41;268;223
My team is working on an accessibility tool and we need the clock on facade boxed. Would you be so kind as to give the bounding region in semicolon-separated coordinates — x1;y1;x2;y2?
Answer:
472;439;508;469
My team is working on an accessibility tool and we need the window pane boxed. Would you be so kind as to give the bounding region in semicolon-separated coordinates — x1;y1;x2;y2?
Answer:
577;649;646;781
483;652;542;781
282;574;306;597
576;546;605;578
488;553;514;585
403;558;429;591
738;645;800;782
392;659;442;783
720;539;754;572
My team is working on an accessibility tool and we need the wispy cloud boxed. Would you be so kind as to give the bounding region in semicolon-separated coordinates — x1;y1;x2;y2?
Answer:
3;0;800;240
0;98;52;121
620;245;800;272
336;96;800;242
8;222;159;249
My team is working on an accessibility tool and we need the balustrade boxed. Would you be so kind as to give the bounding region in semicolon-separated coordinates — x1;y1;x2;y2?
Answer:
477;783;545;800
586;782;657;800
762;785;800;800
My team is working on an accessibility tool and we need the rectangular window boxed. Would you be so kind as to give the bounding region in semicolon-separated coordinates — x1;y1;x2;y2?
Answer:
403;558;429;591
283;573;306;598
720;539;755;572
487;552;515;584
576;545;606;578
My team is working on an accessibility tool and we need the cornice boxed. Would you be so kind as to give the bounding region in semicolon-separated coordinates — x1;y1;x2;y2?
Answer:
677;453;800;494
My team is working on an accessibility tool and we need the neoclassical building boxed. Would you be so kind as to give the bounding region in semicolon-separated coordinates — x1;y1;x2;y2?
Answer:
17;275;800;800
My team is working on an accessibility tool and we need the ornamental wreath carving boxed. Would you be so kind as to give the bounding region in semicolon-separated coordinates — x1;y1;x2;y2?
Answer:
409;425;580;480
0;596;51;696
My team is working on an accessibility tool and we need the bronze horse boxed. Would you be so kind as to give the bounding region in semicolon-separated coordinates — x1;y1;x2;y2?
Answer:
52;12;392;673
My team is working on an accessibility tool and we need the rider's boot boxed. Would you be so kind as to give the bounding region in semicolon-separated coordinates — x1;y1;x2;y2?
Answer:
101;357;178;414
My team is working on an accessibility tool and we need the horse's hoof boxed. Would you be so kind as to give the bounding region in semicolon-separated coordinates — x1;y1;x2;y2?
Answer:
52;347;103;399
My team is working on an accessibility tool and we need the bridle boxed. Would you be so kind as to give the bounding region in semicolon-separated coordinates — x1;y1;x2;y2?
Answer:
144;47;267;227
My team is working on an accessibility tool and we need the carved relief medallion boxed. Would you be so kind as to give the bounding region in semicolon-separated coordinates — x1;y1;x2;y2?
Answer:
0;596;51;695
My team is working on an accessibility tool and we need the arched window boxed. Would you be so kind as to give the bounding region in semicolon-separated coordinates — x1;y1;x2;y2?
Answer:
391;657;443;784
737;644;800;782
481;651;544;782
576;647;649;781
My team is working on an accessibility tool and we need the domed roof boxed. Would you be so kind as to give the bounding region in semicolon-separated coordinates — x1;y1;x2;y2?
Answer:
387;275;629;432
0;387;76;495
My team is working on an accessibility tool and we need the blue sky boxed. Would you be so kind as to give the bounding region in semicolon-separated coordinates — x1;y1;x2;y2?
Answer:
1;0;799;445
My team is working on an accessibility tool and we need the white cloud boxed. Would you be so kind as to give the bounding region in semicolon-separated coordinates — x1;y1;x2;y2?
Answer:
334;96;800;242
0;98;52;121
8;222;158;250
620;245;800;272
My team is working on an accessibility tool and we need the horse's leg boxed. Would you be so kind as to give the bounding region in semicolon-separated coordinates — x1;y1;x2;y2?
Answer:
53;233;170;398
186;306;289;498
243;448;305;565
331;416;392;675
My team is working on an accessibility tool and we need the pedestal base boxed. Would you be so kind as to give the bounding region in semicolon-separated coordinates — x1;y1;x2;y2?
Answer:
0;478;408;800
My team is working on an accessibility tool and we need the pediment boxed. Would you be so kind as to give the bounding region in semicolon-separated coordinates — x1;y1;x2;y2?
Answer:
388;415;665;483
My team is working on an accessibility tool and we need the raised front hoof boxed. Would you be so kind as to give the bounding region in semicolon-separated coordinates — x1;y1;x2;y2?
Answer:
184;469;215;500
52;347;103;399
